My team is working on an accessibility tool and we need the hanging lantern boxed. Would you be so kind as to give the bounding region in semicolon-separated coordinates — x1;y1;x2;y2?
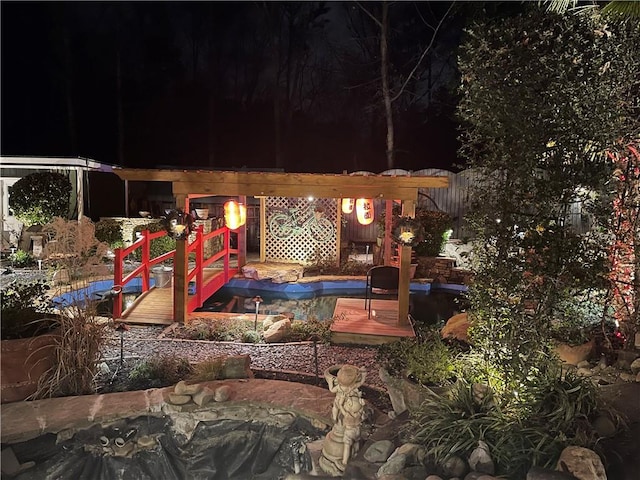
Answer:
355;198;374;225
224;200;247;230
341;198;354;214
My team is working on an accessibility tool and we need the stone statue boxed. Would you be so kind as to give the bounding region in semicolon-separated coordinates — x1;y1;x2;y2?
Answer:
319;364;367;476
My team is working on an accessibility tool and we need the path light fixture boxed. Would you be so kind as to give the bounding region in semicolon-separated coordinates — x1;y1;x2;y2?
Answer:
162;209;194;240
356;198;375;225
341;198;354;214
252;295;263;331
224;200;247;230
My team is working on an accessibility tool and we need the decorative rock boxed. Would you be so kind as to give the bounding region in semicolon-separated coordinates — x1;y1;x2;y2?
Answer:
527;466;579;479
442;313;470;343
221;355;253;379
577;360;591;369
630;358;640;374
468;441;495;475
364;440;395;463
555;340;594;366
241;262;304;283
592;414;616;437
476;476;498;480
576;368;593;377
192;386;215;406
556;446;606;480
263;315;287;329
597;356;608;370
637;372;640;383
395;443;424;465
168;393;192;405
425;476;444;480
472;383;493;406
214;385;232;402
263;318;292;343
175;380;202;396
97;362;110;375
136;435;157;449
376;453;407;477
619;372;636;382
464;472;486;480
442;455;467;478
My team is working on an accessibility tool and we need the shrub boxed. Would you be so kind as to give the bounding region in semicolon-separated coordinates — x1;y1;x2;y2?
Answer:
127;355;193;390
9;249;35;267
179;317;252;342
285;318;333;343
131;221;176;261
9;172;71;226
413;210;453;257
0;281;56;339
241;329;262;343
34;301;111;398
95;219;124;247
189;358;225;382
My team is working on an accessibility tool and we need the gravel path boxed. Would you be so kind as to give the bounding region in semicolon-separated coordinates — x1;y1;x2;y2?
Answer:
102;325;387;391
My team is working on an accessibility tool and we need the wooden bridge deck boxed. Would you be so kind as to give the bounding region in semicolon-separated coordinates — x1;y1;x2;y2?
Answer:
121;269;224;325
330;297;415;345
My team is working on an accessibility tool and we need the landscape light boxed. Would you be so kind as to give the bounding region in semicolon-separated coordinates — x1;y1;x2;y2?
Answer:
356;198;374;225
224;200;246;230
341;198;354;214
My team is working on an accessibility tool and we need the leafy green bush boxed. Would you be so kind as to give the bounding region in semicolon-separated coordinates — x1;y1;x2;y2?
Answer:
0;281;56;339
131;221;176;261
407;370;605;478
95;219;124;247
9;172;71;226
376;329;459;386
414;210;453;257
127;355;193;390
550;290;607;345
285;318;333;343
9;249;35;267
241;329;262;343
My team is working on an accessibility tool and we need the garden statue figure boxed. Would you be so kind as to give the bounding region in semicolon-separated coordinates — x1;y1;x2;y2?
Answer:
319;364;367;476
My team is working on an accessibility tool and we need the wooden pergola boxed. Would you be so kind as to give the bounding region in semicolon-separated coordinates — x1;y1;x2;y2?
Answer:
114;168;448;326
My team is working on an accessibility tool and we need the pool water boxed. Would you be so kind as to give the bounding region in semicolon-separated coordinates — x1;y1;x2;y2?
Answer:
196;287;465;327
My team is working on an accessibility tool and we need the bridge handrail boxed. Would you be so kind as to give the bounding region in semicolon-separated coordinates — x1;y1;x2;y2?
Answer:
113;224;235;319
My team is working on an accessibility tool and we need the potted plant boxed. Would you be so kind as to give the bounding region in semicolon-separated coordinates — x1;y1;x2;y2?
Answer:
550;292;604;366
0;281;59;403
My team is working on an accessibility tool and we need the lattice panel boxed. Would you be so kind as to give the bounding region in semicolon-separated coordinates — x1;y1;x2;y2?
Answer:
265;197;338;264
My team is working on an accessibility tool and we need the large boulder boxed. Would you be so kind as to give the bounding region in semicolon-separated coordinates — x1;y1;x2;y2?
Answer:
556;446;606;480
442;312;471;343
263;318;291;343
241;262;304;283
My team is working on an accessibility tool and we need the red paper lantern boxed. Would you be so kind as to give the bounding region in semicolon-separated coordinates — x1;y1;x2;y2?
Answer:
224;200;246;230
355;198;374;225
341;198;354;214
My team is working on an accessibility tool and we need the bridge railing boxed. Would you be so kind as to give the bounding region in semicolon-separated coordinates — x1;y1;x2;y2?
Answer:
113;225;236;319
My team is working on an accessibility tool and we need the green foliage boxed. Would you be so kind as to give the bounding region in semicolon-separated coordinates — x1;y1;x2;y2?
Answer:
9;172;71;226
379;205;453;257
458;8;640;390
128;355;193;390
189;358;225;382
241;329;262;343
131;221;176;261
550;289;608;345
0;281;56;339
9;249;35;267
376;330;460;386
95;219;124;247
414;210;453;257
285;318;333;343
407;370;605;478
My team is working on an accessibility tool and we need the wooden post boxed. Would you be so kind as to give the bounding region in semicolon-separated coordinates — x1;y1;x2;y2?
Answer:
173;195;189;323
336;199;342;266
384;200;393;266
260;197;266;262
238;195;247;267
398;200;415;326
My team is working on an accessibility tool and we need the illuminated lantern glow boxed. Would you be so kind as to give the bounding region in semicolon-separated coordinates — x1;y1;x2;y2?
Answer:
355;198;374;225
224;200;247;230
341;198;355;214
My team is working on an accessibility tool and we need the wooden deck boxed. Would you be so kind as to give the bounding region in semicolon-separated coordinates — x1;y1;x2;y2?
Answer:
330;297;415;345
121;269;223;325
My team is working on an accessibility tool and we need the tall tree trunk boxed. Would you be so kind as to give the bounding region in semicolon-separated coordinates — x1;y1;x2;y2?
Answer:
380;2;394;170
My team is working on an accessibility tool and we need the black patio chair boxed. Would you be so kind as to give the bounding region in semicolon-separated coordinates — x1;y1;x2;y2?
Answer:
365;265;400;319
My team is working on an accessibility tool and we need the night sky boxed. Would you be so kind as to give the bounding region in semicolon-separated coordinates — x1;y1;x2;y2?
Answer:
1;2;480;173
